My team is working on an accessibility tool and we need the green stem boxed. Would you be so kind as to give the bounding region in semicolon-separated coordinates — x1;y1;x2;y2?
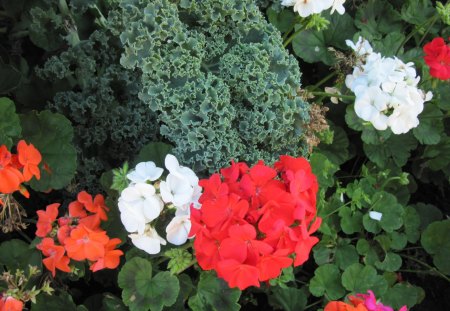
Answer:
310;91;355;101
58;0;70;16
400;254;450;282
380;176;402;190
418;15;439;47
324;201;352;218
304;299;323;310
309;71;338;91
17;230;32;243
283;25;306;48
395;15;439;55
176;259;197;275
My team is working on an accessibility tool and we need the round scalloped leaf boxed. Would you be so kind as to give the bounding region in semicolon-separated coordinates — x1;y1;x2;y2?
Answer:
381;283;425;310
341;263;388;296
118;257;180;311
309;263;346;300
20;110;77;191
421;220;450;275
31;292;86;311
0;97;21;148
0;239;42;273
133;142;173;168
188;271;241;311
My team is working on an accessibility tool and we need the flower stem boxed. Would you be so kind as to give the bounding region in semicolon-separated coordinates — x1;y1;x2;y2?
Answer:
400;254;450;282
283;25;306;48
304;299;323;310
395;15;439;55
309;72;338;91
310;91;355;101
176;259;197;275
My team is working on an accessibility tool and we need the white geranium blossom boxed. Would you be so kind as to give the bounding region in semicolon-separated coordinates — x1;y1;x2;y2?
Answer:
126;161;163;184
118;183;164;233
160;174;194;207
281;0;334;17
331;0;346;14
345;37;432;134
129;225;167;254
166;215;192;245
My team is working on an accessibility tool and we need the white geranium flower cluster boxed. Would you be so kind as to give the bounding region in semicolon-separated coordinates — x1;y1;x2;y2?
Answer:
118;155;201;254
281;0;346;17
345;37;433;134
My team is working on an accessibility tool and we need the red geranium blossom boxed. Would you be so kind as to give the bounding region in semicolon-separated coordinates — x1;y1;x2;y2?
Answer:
189;156;320;290
423;37;450;80
36;203;60;237
0;296;24;311
0;145;23;194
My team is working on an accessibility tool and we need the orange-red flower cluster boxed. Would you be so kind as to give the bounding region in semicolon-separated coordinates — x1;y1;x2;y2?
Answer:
325;290;408;311
0;141;41;198
189;155;321;290
36;191;123;276
0;296;23;311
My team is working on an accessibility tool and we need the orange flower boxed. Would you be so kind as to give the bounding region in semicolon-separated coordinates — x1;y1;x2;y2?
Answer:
36;203;59;238
324;301;368;311
17;140;41;182
37;238;71;277
64;225;109;261
0;145;23;194
90;238;123;272
0;296;24;311
78;191;109;220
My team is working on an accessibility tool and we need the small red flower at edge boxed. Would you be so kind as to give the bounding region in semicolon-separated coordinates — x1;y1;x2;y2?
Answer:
423;37;450;80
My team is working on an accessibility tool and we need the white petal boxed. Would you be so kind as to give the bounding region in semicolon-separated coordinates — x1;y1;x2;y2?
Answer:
127;161;163;183
369;211;382;221
166;215;191;245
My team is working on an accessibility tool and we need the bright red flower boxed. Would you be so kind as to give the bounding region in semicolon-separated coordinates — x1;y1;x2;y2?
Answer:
191;156;320;290
37;238;71;276
0;145;23;194
36;203;59;237
89;238;123;272
16;140;41;182
64;225;109;261
423;37;450;80
0;296;24;311
217;259;260;290
325;301;368;311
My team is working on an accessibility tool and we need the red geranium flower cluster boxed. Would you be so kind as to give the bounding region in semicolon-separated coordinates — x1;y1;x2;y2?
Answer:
36;191;123;276
0;141;41;199
423;37;450;80
189;155;321;290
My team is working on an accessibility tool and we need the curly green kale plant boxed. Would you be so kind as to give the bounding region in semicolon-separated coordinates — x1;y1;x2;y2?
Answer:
37;29;159;192
117;0;310;172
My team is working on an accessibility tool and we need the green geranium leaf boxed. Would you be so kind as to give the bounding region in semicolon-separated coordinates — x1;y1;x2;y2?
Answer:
381;283;425;309
171;274;195;311
388;232;408;250
355;0;403;38
373;32;406;56
365;192;404;233
335;244;359;270
267;7;296;33
356;239;380;266
118;257;180;311
339;207;363;235
0;97;21;148
421;220;450;275
375;252;402;272
411;203;443;231
0;64;22;94
20;110;77;191
403;207;421;243
341;263;388;296
310;153;338;189
269;286;307;311
309;264;346;300
133;142;173;168
364;133;418;168
401;0;436;26
292;12;356;65
188;271;241;311
423;136;450;171
101;293;128;311
31;292;81;311
413;103;444;145
317;125;350;166
0;239;42;273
